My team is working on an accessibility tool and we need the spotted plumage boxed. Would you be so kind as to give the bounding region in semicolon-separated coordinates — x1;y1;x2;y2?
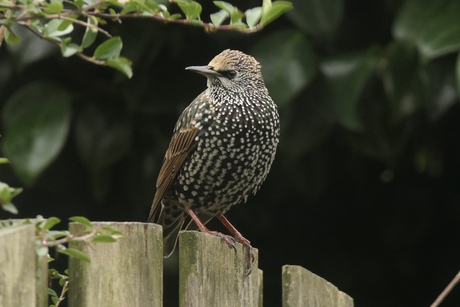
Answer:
148;49;280;262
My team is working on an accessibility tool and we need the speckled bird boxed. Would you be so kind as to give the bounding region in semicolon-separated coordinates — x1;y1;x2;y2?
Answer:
148;49;280;269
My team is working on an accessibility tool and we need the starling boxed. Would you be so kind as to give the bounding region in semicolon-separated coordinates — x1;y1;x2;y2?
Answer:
148;49;280;270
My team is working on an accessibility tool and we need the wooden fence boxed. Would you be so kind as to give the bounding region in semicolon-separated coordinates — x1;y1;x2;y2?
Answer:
0;221;353;307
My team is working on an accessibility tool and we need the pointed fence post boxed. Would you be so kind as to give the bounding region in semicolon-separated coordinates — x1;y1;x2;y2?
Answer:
0;224;37;307
179;230;263;307
68;222;163;307
282;265;353;307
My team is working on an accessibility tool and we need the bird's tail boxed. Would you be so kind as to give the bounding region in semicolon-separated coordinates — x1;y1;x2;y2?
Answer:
155;203;186;257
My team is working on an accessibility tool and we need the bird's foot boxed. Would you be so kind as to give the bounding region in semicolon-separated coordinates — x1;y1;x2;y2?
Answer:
206;230;237;252
185;208;238;251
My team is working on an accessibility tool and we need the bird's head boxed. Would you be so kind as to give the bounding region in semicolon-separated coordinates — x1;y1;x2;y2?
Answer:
186;49;266;93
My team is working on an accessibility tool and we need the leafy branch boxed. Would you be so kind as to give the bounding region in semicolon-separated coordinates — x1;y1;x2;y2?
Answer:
0;0;292;77
0;157;22;215
31;215;123;307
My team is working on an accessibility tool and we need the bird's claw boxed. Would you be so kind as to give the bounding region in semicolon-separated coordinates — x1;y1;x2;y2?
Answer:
204;228;254;275
219;233;238;253
208;231;237;252
244;243;254;276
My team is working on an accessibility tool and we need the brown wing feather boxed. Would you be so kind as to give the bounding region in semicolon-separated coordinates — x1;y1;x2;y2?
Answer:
147;127;199;222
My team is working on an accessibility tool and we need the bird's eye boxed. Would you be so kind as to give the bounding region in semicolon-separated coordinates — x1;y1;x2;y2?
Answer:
224;70;237;79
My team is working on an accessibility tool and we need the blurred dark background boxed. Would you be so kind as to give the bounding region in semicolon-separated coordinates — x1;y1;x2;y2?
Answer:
1;0;460;306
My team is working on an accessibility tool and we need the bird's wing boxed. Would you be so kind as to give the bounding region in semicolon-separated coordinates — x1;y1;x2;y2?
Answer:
147;126;199;222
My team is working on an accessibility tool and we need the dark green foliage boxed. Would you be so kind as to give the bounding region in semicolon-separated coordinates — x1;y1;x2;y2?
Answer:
1;0;460;306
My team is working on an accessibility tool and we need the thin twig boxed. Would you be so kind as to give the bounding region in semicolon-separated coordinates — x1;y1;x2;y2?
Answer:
1;2;262;34
22;23;106;66
43;226;100;247
0;3;22;9
13;12;112;37
54;280;69;307
430;270;460;307
85;11;262;34
49;15;112;38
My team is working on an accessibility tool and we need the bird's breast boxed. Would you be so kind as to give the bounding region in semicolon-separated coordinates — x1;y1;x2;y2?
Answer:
173;94;279;214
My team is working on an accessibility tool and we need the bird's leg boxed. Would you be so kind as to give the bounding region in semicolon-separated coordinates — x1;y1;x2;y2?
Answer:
185;208;236;250
216;213;254;275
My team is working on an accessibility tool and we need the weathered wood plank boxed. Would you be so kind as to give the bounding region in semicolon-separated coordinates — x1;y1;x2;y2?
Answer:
68;222;163;307
282;265;353;307
0;224;36;307
179;231;262;307
36;252;48;307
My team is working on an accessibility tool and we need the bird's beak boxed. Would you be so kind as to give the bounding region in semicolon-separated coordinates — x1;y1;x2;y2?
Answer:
185;66;221;78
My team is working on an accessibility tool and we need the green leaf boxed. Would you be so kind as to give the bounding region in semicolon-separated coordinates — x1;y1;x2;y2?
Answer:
120;2;139;14
58;277;67;286
261;0;293;26
4;27;21;45
245;7;261;28
0;0;15;5
92;235;117;243
48;268;59;277
35;215;45;222
44;1;63;14
69;216;93;228
81;17;98;49
44;19;74;40
2;203;18;214
394;0;460;60
59;247;90;262
61;38;81;57
0;158;9;164
168;13;182;20
106;56;133;78
48;288;58;297
36;246;49;257
41;217;61;230
59;20;73;32
320;49;380;131
93;37;122;60
287;0;343;39
2;82;71;185
73;0;84;8
101;226;123;235
210;10;229;26
251;29;317;107
214;1;243;23
175;0;202;20
213;1;233;12
0;182;22;214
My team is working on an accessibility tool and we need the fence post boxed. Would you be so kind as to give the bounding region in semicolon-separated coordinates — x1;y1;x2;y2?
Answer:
179;231;263;307
282;265;353;307
36;252;48;307
68;222;163;307
0;224;36;307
